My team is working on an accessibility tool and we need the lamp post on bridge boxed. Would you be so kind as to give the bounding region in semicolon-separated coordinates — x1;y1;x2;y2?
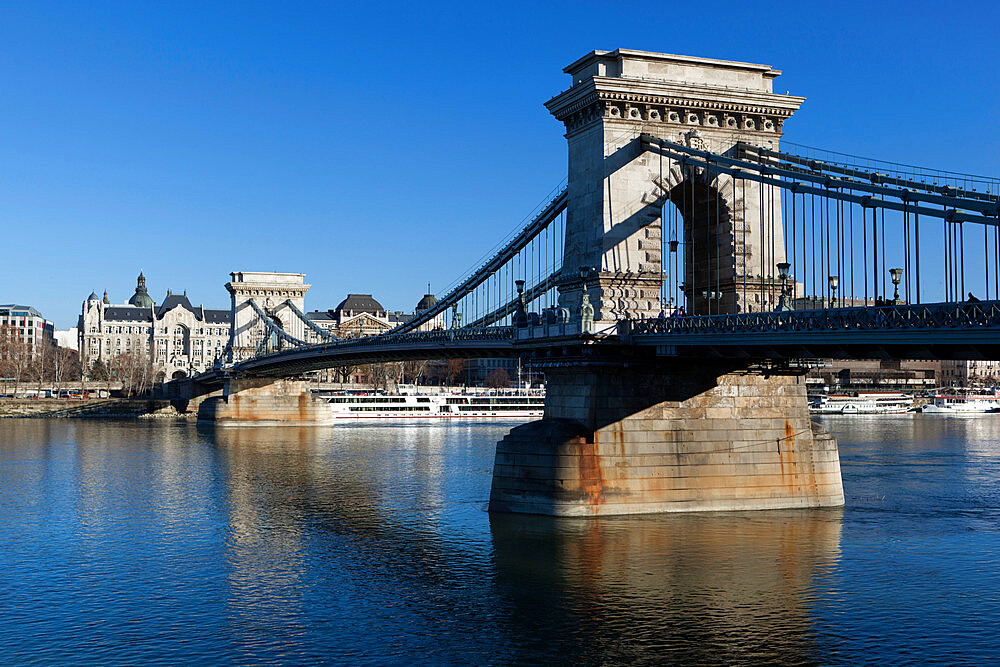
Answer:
776;262;793;312
701;290;720;315
579;267;595;334
828;275;839;309
889;268;904;305
451;305;462;329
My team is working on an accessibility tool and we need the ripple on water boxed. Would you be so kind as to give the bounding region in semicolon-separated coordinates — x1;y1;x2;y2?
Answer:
0;417;998;664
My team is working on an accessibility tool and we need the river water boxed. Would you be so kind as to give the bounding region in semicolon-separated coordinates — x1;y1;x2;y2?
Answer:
1;416;999;665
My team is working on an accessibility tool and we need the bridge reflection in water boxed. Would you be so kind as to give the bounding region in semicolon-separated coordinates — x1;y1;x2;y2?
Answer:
490;510;842;664
207;423;843;663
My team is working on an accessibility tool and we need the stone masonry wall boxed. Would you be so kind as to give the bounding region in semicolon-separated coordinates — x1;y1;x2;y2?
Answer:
197;378;332;425
490;365;843;516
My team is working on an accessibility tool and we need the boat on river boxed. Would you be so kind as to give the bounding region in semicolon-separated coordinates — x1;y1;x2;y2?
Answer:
319;387;545;420
921;389;1000;414
809;392;915;415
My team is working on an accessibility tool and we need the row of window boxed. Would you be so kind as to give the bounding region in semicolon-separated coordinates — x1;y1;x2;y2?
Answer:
95;325;229;335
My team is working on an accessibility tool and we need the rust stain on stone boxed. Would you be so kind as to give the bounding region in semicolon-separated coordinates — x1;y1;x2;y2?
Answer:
779;419;795;483
579;432;605;511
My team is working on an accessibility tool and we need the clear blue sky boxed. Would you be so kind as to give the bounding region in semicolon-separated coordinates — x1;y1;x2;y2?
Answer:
2;0;998;328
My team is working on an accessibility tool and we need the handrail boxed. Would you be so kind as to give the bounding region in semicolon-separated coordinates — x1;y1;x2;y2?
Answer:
624;300;1000;338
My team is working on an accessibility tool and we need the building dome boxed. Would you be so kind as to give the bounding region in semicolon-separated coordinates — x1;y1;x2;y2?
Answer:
415;293;437;311
87;291;100;302
334;294;385;315
128;270;155;308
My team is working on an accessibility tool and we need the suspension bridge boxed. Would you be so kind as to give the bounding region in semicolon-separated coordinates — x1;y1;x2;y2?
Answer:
175;49;999;518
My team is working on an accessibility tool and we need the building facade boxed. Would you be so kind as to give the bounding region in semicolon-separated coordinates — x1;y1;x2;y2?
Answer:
0;304;55;352
77;272;231;380
304;292;445;342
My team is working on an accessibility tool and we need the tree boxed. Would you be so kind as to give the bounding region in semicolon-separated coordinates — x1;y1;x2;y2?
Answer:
111;348;154;397
337;363;359;384
445;359;465;387
0;324;32;397
366;362;401;391
485;367;510;389
52;347;81;393
28;340;53;397
402;360;428;384
88;358;111;395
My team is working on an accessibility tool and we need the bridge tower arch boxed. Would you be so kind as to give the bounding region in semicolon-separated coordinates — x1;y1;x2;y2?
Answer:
545;49;804;321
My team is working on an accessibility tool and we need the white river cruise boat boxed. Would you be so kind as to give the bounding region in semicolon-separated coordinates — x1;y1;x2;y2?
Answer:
809;392;915;415
921;390;1000;414
320;387;545;420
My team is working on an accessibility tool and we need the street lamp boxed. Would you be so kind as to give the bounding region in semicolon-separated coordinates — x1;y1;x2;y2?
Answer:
702;290;720;315
776;262;793;312
889;268;903;305
578;267;595;334
828;275;840;308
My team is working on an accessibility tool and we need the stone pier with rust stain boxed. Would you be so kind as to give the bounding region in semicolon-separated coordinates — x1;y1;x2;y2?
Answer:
489;364;843;516
197;377;332;426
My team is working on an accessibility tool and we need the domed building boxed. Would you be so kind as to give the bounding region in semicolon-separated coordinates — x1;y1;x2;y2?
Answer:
78;270;231;381
415;293;437;312
127;271;155;308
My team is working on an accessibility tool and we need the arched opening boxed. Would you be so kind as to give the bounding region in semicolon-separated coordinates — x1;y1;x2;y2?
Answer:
174;324;191;357
154;371;166;384
660;169;783;315
171;370;187;380
665;174;736;316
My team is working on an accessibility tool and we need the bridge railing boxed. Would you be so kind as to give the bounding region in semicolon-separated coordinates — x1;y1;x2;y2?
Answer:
622;301;1000;337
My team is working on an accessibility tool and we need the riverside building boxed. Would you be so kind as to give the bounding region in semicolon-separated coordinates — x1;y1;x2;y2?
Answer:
0;304;55;352
77;271;231;381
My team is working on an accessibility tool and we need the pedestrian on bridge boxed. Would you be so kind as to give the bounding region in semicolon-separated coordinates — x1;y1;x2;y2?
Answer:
967;292;981;303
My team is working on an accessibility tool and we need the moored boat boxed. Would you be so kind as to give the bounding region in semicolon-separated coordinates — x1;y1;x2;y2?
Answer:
921;389;1000;414
319;387;545;420
809;392;914;415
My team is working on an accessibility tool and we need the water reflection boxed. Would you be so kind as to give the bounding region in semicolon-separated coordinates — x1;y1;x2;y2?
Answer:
490;510;843;664
3;418;999;663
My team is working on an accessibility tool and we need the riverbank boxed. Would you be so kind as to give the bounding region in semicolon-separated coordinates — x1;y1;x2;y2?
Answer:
0;398;188;419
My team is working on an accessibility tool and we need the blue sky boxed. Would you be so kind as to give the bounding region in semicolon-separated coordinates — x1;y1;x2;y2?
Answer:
2;1;998;328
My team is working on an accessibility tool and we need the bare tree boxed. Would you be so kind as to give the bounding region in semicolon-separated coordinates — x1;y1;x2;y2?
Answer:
402;360;429;385
446;359;465;387
337;363;359;384
88;358;111;396
366;362;400;391
485;367;510;389
111;348;154;396
29;341;53;397
53;347;81;394
0;324;32;397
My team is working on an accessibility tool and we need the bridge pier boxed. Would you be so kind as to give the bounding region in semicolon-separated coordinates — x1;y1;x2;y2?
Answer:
489;363;843;516
197;377;332;425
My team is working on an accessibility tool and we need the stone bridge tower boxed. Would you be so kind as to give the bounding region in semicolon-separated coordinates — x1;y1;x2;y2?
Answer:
545;49;804;320
226;271;310;361
489;51;842;518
